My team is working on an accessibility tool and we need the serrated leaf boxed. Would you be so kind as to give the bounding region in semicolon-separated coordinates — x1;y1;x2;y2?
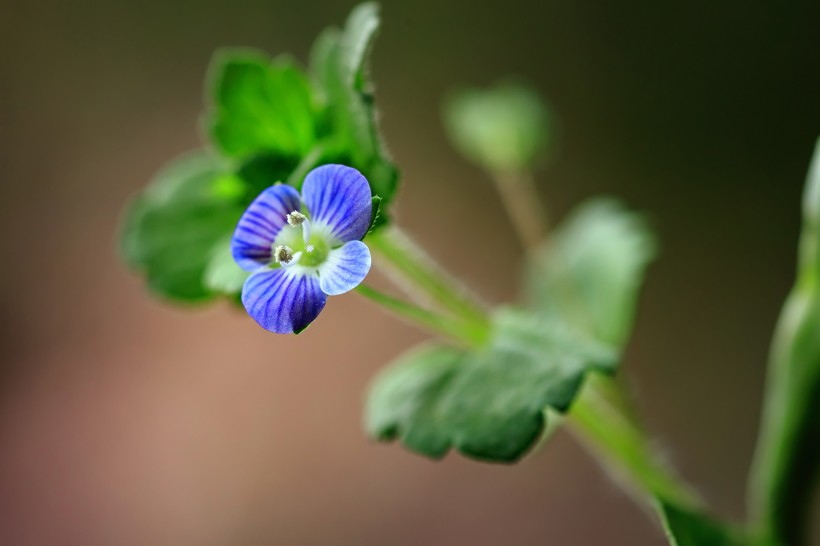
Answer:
308;2;399;206
120;151;245;302
207;50;318;160
527;198;657;346
365;309;617;462
748;138;820;546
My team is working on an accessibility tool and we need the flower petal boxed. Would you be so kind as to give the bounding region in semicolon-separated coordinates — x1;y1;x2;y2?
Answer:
301;165;372;243
318;240;372;296
241;267;327;334
231;184;302;271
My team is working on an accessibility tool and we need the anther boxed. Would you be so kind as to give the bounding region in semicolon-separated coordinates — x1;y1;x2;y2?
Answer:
286;211;307;227
274;245;294;264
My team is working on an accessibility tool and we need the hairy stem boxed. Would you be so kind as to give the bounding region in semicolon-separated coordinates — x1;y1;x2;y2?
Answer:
492;170;548;250
367;226;491;340
489;168;704;521
569;375;704;512
356;285;490;347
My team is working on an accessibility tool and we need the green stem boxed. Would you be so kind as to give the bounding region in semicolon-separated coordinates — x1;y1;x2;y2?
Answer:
492;170;548;250
489;168;704;520
569;375;703;512
356;285;489;347
368;226;491;339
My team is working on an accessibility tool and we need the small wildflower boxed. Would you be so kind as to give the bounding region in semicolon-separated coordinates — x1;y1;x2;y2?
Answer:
231;165;373;333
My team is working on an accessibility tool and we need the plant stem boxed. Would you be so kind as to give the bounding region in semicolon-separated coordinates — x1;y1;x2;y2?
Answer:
489;168;704;519
492;170;548;250
356;284;489;347
569;374;704;512
367;226;491;340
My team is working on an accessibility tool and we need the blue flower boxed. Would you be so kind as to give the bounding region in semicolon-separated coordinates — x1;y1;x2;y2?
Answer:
231;164;373;333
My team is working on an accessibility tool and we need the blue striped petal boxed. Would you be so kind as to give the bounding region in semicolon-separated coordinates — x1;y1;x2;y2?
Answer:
318;240;371;296
232;184;302;271
301;165;372;243
241;268;327;334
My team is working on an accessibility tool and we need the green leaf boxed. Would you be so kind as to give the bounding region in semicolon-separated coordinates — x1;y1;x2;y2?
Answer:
526;198;657;346
308;2;400;206
659;503;748;546
207;50;318;160
203;235;250;295
365;308;617;462
120;151;245;302
748;138;820;546
443;79;552;173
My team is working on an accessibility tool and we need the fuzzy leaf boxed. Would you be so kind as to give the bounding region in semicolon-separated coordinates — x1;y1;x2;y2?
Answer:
527;198;657;345
207;50;318;160
120;151;245;302
308;2;399;207
366;309;617;462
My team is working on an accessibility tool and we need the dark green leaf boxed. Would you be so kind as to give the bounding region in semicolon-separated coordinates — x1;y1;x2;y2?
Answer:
527;198;657;346
748;138;820;546
120;151;245;302
365;309;617;462
207;50;318;160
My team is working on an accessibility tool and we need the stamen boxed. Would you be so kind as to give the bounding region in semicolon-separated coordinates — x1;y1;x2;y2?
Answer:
273;245;295;264
285;210;311;244
286;211;307;227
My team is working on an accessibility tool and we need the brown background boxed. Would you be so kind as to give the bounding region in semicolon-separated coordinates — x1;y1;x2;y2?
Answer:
1;0;820;544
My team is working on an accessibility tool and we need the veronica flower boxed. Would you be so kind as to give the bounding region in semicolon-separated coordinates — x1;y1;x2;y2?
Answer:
231;164;373;333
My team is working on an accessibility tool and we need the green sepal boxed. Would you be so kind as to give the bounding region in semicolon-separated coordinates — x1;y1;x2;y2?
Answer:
365;195;388;237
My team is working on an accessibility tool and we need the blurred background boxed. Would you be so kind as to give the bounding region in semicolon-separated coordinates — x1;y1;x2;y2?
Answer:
2;0;820;544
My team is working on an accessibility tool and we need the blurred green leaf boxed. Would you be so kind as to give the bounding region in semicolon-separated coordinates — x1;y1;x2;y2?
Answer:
120;151;245;302
365;309;617;462
748;138;820;546
527;198;657;346
443;79;552;173
660;503;747;546
309;2;399;206
207;50;318;160
203;235;250;295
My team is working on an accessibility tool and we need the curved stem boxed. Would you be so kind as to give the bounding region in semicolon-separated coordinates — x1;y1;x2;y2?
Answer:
490;168;705;520
356;285;490;346
492;170;548;250
569;375;704;512
367;226;491;340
